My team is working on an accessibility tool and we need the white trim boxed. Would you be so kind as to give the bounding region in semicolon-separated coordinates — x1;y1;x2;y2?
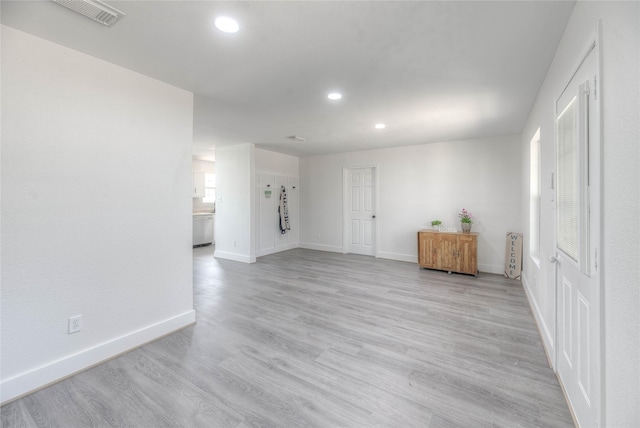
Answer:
298;242;344;253
595;19;605;427
552;25;603;428
477;264;505;275
374;252;502;274
342;168;349;253
522;274;555;359
0;310;196;405
213;250;256;263
342;165;379;256
531;255;542;270
257;243;299;257
556;40;597;113
376;251;416;263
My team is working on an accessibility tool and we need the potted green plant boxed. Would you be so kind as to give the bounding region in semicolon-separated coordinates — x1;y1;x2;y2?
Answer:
431;220;442;230
458;208;473;233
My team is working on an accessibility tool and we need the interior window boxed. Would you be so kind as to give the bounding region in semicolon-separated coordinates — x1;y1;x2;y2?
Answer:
203;173;216;204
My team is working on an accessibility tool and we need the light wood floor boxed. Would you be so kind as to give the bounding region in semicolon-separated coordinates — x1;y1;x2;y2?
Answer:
1;246;573;427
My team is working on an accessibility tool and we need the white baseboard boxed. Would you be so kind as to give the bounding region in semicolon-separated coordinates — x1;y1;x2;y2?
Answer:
298;242;344;253
296;247;504;275
478;263;504;275
0;310;196;405
376;251;417;263
214;250;256;263
257;243;299;258
522;274;555;366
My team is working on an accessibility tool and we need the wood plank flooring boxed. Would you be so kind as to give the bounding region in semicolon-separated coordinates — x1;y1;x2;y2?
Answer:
1;246;573;427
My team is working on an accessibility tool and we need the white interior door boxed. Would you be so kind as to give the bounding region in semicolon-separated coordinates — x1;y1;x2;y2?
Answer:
554;42;601;428
347;167;375;256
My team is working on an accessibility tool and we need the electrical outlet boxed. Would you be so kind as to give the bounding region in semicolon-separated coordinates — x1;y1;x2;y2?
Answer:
68;315;82;334
233;240;237;247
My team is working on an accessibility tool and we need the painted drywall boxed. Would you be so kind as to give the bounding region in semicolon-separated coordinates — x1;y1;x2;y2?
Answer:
256;174;299;257
214;144;256;263
255;148;299;177
192;159;215;174
255;149;300;256
520;2;639;426
299;135;522;274
0;26;195;403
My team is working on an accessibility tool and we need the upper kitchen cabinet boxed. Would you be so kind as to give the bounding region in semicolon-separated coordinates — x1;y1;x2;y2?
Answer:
193;171;205;198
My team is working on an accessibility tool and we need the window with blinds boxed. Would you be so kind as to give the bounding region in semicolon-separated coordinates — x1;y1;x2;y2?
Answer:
529;128;541;263
556;97;579;262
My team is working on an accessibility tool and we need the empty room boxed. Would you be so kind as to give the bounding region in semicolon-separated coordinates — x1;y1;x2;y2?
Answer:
1;1;638;427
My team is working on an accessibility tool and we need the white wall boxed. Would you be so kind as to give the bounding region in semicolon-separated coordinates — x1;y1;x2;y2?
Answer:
255;148;299;177
192;159;215;174
520;2;639;426
214;144;256;263
255;149;300;256
300;135;522;273
0;27;195;403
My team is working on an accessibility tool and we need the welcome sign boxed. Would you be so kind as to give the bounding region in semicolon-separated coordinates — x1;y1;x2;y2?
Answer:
505;232;523;279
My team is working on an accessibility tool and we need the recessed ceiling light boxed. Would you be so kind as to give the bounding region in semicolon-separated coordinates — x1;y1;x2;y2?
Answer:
327;93;342;100
214;16;239;33
375;123;386;129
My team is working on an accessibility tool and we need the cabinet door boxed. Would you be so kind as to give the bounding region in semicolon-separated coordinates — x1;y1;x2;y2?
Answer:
418;232;437;268
438;234;458;272
193;172;205;198
457;234;478;275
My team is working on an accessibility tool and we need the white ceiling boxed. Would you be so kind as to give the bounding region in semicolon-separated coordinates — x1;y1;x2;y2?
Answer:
1;1;575;160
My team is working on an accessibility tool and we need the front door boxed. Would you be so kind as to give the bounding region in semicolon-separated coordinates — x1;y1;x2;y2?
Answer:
347;167;375;256
554;42;601;428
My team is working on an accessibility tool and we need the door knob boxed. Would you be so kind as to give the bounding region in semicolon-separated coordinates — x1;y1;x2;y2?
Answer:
549;255;558;263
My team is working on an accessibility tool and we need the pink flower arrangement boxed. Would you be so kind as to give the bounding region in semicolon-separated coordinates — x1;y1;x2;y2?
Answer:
459;208;473;224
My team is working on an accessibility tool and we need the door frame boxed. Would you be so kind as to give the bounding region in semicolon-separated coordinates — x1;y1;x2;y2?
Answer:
552;22;604;427
342;165;379;256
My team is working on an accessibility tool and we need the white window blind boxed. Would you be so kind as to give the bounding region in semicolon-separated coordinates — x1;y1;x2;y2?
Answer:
529;128;541;260
556;96;579;262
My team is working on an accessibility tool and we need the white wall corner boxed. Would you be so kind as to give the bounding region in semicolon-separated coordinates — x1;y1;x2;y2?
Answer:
475;263;505;275
214;250;256;264
1;27;194;405
249;144;257;261
376;252;417;264
257;243;299;258
298;242;344;254
0;310;196;405
522;274;555;366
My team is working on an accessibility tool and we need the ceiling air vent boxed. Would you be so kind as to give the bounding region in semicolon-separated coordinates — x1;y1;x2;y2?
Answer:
286;135;307;142
52;0;125;27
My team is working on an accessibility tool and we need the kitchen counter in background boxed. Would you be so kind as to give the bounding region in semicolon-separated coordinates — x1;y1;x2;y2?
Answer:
193;212;214;246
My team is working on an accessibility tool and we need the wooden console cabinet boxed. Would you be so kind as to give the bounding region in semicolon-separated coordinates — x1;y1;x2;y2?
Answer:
418;229;478;276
